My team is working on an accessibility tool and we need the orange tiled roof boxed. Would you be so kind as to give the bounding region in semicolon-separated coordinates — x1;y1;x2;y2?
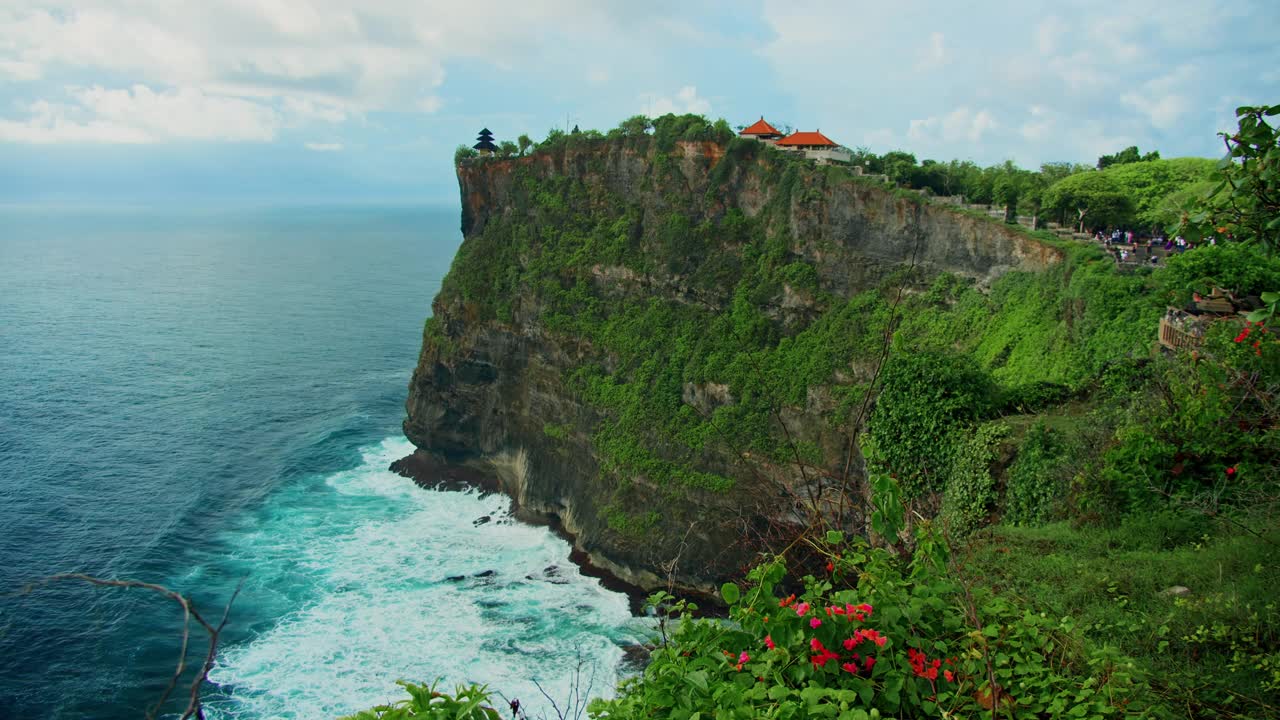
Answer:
740;117;783;136
777;130;838;147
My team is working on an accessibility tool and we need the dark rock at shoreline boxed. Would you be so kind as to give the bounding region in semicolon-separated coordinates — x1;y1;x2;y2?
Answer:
389;450;502;495
620;643;654;673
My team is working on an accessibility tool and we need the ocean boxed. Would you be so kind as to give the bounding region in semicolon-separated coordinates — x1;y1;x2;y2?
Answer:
0;206;644;719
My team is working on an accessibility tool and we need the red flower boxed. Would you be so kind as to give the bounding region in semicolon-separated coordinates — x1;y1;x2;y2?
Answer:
843;637;858;651
779;594;795;608
764;635;775;650
811;649;838;668
809;638;838;668
794;602;810;616
1227;466;1237;476
810;617;822;629
841;662;859;675
864;656;876;672
825;561;834;573
944;670;954;682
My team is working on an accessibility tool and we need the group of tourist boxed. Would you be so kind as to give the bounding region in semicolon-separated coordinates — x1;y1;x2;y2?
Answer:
1091;228;1216;266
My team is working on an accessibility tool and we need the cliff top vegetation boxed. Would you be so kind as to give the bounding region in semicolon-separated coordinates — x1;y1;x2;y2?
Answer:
386;106;1280;719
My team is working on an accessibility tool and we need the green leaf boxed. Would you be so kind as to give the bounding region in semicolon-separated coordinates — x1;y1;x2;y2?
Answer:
686;670;708;692
720;582;740;605
825;530;845;545
1246;309;1270;322
1261;291;1279;303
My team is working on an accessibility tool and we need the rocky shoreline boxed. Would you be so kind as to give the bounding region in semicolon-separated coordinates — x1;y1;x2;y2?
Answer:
389;449;684;616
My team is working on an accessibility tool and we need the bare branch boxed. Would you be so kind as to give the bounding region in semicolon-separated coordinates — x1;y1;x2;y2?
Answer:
26;573;243;720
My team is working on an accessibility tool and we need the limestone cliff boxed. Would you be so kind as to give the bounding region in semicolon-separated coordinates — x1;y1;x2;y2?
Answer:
401;132;1063;595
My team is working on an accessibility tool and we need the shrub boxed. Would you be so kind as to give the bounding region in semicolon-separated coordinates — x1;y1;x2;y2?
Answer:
867;352;997;499
340;681;502;719
1004;422;1069;525
941;423;1009;535
589;532;1142;719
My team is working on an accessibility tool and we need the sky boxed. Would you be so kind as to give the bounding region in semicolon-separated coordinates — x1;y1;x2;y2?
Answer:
2;0;1278;206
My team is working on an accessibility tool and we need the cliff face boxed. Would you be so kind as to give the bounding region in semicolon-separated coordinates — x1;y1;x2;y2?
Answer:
402;136;1063;594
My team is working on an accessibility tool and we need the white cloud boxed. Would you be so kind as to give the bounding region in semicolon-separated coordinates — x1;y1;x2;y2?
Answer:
863;128;895;150
0;84;280;143
283;97;348;124
908;107;997;144
641;86;711;117
1035;16;1065;55
757;0;1277;166
587;67;610;86
1120;65;1198;130
1020;106;1053;142
304;142;343;151
0;1;672;143
0;98;149;143
915;31;946;71
0;59;42;81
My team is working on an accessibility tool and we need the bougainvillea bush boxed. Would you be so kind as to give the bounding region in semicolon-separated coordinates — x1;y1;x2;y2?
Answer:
588;529;1144;720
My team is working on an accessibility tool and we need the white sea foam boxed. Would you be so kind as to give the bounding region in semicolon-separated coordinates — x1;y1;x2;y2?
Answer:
205;437;646;719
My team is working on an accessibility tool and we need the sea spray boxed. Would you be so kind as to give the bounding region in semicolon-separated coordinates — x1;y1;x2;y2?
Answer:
204;438;647;719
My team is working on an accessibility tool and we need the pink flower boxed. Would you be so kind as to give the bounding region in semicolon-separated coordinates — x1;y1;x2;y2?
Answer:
738;651;750;664
842;637;858;651
864;656;876;672
841;662;859;675
794;602;810;616
764;635;775;650
810;617;822;628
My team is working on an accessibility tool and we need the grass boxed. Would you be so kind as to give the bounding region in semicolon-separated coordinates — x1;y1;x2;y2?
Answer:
962;513;1280;717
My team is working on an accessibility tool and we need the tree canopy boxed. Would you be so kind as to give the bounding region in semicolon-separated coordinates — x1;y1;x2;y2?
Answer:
1097;145;1160;170
1041;171;1134;231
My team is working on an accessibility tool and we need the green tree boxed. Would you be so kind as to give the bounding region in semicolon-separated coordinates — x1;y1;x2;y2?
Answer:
711;118;733;143
1039;161;1089;185
1021;172;1049;228
537;127;566;151
944;159;982;199
991;161;1028;223
1042;171;1134;231
1097;145;1160;170
497;140;518;158
849;146;882;173
516;134;533;156
1150;180;1216;230
454;144;478;163
881;150;918;186
1103;157;1217;228
1177;104;1280;255
616;114;652;137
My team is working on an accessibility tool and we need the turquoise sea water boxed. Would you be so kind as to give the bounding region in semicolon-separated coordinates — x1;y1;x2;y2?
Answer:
0;207;643;719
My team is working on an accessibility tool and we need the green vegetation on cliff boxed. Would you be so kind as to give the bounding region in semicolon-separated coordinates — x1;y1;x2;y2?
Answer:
402;109;1280;718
